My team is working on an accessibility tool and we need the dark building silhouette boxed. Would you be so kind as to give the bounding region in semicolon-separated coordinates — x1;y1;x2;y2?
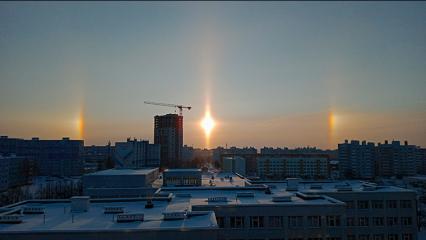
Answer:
0;136;83;176
154;114;183;168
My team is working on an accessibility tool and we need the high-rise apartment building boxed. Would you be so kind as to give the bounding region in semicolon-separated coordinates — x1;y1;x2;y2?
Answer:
377;140;417;177
0;154;34;192
154;114;183;168
338;140;376;179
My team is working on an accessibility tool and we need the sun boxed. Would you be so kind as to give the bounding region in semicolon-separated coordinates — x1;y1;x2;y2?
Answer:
201;111;215;137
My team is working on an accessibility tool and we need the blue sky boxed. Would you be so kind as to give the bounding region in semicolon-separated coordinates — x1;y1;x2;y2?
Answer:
0;2;425;148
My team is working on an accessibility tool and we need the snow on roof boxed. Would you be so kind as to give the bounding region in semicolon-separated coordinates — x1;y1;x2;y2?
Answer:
0;198;216;233
259;180;414;193
86;168;158;176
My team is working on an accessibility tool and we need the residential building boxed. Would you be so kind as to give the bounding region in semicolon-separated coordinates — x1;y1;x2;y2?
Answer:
83;143;115;173
0;155;34;192
222;156;246;176
257;154;329;179
377;140;417;177
154;114;183;168
0;136;83;176
338;140;376;179
114;139;160;168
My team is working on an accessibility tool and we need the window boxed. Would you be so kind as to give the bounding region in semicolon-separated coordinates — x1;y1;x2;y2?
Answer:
347;217;355;226
345;201;355;209
372;200;384;209
268;216;283;228
373;217;384;226
359;235;370;240
230;216;244;228
401;217;412;226
358;217;369;226
249;216;264;228
402;234;413;240
216;216;224;228
400;200;412;208
373;235;385;240
358;200;369;209
387;217;398;226
326;216;341;227
288;216;303;228
307;216;321;227
388;234;398;240
386;200;398;208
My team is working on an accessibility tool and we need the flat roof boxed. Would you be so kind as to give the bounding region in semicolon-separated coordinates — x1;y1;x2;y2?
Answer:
85;168;158;176
160;188;344;207
164;169;201;172
0;198;216;233
257;180;415;193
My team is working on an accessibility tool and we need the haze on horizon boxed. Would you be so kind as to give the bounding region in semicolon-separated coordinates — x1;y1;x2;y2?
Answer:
0;2;425;149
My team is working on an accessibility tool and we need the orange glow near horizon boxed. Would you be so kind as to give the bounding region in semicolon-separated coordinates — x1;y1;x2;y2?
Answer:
76;110;84;140
327;111;337;148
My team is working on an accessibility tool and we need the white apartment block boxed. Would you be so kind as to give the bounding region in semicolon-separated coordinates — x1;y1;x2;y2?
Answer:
257;155;329;179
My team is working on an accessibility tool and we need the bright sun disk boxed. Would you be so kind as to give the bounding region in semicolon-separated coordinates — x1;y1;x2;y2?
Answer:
201;111;215;136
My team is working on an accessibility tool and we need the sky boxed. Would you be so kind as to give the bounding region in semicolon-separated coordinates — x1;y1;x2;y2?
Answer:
0;2;425;149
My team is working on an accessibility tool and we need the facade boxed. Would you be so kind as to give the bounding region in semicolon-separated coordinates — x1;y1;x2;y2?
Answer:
82;168;159;198
257;154;329;179
417;148;426;175
377;141;417;177
83;144;115;172
338;140;376;179
154;114;183;168
114;139;160;168
222;156;246;176
0;155;34;192
162;169;202;187
0;136;83;177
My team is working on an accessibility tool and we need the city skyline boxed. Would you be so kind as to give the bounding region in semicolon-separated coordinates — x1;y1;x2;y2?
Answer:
0;2;425;149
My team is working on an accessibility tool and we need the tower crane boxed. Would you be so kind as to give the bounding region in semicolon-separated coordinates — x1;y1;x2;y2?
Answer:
144;101;192;116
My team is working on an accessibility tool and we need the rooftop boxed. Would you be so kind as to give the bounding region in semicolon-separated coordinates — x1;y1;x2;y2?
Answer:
85;168;158;176
0;198;216;233
164;169;201;173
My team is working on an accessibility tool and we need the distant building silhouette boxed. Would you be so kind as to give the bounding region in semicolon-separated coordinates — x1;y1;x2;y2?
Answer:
0;154;34;192
114;139;160;168
83;143;115;172
154;114;183;168
0;136;83;177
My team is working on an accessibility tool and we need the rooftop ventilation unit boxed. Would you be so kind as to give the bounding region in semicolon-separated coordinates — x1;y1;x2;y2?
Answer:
236;192;254;198
163;211;186;220
22;206;45;214
104;206;124;214
176;193;192;198
208;197;228;202
335;184;352;192
0;215;22;224
116;213;144;222
272;194;292;202
70;196;90;213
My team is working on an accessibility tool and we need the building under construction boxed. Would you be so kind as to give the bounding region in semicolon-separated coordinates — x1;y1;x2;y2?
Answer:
154;114;183;169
